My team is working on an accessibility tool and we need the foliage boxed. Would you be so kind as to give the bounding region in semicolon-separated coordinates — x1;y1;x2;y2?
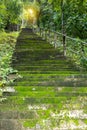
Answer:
39;0;87;39
0;0;7;30
5;0;23;24
0;31;19;87
0;0;87;38
0;0;23;30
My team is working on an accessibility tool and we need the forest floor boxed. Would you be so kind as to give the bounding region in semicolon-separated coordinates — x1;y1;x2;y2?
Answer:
0;28;87;130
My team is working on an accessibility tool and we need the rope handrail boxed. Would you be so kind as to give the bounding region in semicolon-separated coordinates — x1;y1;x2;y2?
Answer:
39;27;87;45
33;26;87;68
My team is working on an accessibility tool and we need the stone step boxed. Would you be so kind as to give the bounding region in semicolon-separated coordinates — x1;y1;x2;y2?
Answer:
15;73;87;78
13;50;63;57
1;28;87;130
0;96;86;106
10;79;87;87
14;66;75;71
0;119;24;130
0;119;87;130
19;73;87;77
0;111;38;119
16;40;47;46
15;76;87;82
0;108;87;120
12;59;69;64
18;70;81;74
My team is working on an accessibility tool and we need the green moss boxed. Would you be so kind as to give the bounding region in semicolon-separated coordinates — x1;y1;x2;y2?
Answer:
0;90;2;97
38;110;50;119
74;119;79;126
84;119;87;124
23;119;38;128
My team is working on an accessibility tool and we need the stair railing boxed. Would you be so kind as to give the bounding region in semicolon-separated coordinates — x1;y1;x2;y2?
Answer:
33;26;87;68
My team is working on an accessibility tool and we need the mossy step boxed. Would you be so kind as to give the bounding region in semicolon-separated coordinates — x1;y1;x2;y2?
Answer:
12;59;75;65
15;76;87;82
0;111;38;119
13;49;63;56
13;59;68;63
13;63;71;66
18;37;46;41
1;107;87;120
12;60;76;67
15;43;53;48
15;46;63;52
0;119;87;130
12;62;72;66
0;119;23;130
16;73;87;78
15;72;87;78
11;79;87;87
14;47;62;51
13;56;65;61
0;102;64;111
17;39;47;44
18;33;35;37
13;67;78;71
22;119;87;129
16;40;52;46
16;40;49;44
12;89;87;98
15;67;75;71
15;86;87;92
19;70;81;75
12;59;70;65
16;40;47;45
15;46;53;50
0;96;73;104
19;73;87;76
1;101;86;111
14;48;62;52
24;97;87;104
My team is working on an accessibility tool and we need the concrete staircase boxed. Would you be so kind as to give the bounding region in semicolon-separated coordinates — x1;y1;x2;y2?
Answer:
0;28;87;130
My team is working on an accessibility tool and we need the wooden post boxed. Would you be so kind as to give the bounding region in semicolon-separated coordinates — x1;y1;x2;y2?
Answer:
43;30;45;39
63;34;66;56
57;35;59;47
54;33;57;48
40;28;41;36
22;19;24;28
39;28;41;36
45;29;47;40
42;29;44;39
81;42;85;56
61;0;66;56
48;29;50;42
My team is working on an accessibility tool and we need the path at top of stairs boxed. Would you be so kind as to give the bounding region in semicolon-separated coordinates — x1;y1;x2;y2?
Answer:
0;28;87;130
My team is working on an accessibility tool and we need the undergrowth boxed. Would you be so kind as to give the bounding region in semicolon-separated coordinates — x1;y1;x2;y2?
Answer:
0;31;19;88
